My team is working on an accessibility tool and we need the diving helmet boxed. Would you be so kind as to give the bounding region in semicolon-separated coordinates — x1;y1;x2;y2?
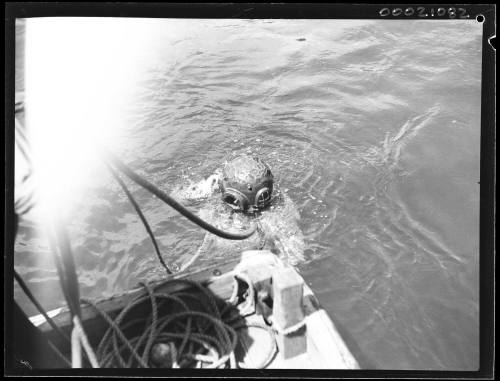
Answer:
220;155;274;213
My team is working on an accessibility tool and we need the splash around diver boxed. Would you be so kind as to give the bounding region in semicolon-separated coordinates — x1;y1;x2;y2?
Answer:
173;153;305;271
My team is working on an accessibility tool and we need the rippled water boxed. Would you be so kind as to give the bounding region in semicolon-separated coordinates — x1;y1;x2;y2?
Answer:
14;19;482;370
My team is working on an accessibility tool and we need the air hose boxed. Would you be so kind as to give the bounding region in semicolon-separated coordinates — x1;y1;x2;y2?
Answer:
101;148;256;241
106;163;173;274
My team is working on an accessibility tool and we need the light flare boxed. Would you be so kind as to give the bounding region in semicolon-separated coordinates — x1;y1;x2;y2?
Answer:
24;18;159;223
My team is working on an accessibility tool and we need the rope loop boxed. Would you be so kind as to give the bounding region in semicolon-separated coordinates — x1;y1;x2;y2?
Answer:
268;315;307;336
79;278;277;369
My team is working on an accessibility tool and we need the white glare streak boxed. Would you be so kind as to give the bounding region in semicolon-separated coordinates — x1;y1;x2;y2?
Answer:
25;18;158;223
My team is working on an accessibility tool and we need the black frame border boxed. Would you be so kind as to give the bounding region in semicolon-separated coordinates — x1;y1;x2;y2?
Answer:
4;3;495;379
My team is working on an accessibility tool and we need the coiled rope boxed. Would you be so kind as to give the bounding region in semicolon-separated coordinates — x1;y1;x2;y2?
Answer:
80;279;277;368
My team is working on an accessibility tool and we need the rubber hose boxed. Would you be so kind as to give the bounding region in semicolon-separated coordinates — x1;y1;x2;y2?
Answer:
101;148;256;241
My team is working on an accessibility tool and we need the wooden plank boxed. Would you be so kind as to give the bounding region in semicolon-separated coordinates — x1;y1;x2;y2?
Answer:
272;267;307;360
272;267;305;329
265;270;359;369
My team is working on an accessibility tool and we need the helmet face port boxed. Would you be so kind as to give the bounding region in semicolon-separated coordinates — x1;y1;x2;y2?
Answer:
222;188;250;211
220;155;274;213
255;187;271;209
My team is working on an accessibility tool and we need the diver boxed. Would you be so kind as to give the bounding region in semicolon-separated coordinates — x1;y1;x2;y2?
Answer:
174;154;305;271
219;155;275;215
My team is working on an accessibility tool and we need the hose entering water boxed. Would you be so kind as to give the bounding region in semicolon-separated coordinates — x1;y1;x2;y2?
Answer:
106;163;173;274
101;148;256;241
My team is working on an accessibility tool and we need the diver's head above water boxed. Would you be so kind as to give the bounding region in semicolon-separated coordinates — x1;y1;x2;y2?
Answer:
219;155;274;214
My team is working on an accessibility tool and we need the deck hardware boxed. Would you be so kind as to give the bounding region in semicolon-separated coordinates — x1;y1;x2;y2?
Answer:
271;267;307;359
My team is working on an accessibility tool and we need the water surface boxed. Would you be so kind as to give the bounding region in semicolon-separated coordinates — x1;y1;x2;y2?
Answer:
14;19;481;370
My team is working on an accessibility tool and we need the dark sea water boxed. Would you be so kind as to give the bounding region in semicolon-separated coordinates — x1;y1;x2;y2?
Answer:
14;19;482;370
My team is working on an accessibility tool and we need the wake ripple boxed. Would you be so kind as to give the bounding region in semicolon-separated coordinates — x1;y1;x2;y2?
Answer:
382;105;441;168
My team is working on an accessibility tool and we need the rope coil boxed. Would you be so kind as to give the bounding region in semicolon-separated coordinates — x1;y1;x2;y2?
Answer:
79;278;277;369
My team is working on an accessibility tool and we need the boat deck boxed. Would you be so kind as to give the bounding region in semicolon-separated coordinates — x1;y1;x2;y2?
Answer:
33;250;359;369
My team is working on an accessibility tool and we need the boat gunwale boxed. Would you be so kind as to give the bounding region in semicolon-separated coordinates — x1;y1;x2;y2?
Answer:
32;251;360;369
